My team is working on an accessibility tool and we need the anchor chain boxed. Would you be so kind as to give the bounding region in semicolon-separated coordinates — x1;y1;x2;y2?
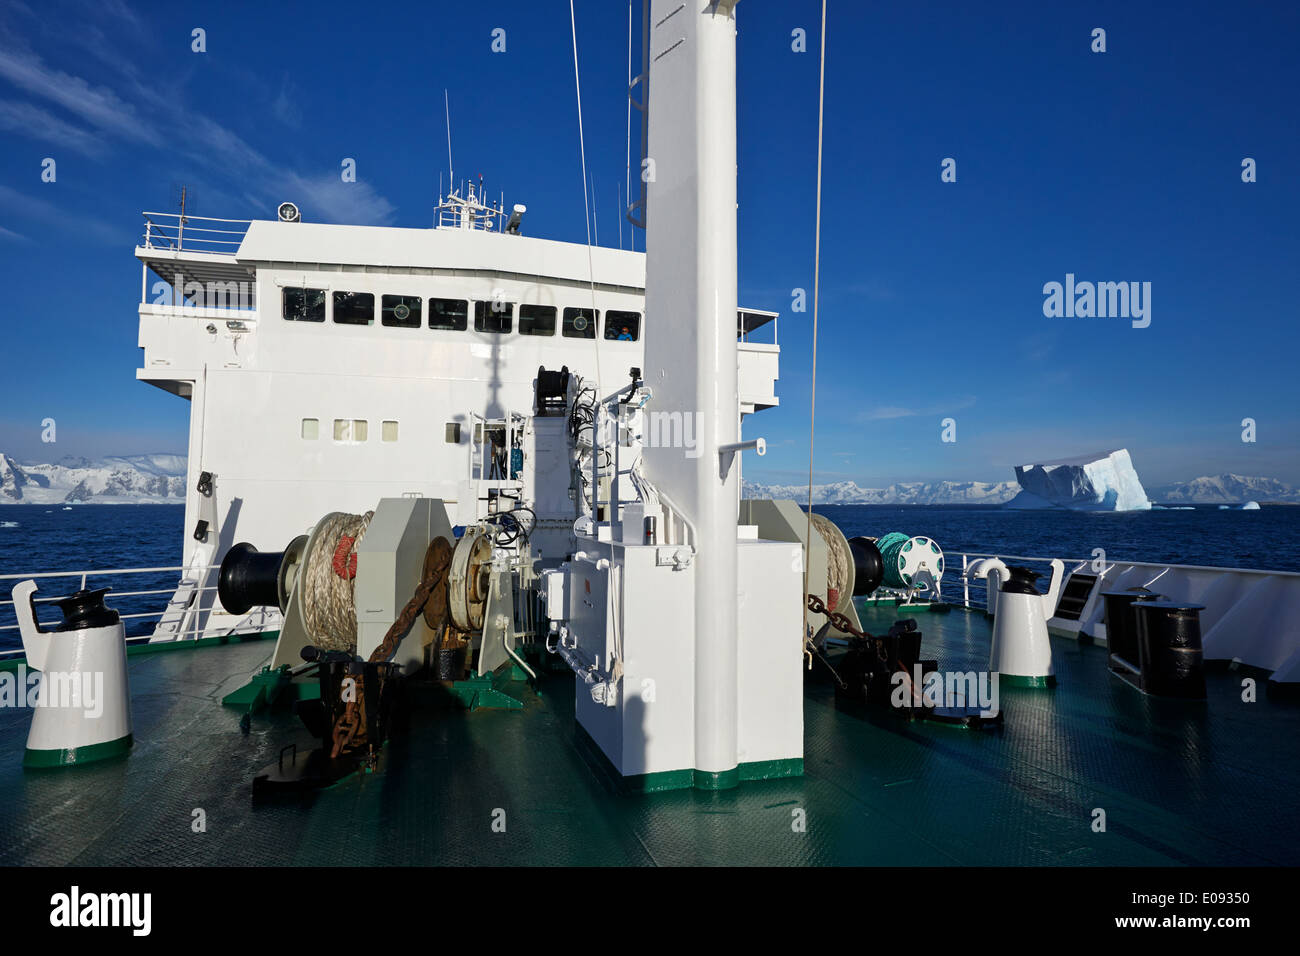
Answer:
807;593;926;705
329;538;454;759
805;593;858;689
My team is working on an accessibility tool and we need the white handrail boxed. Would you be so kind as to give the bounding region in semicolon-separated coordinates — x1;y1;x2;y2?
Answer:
952;551;1300;579
139;212;251;255
0;563;219;581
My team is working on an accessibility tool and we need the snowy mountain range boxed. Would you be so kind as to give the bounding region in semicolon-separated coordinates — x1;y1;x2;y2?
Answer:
743;473;1300;505
1147;474;1300;504
2;450;1296;506
0;453;186;504
740;479;1022;505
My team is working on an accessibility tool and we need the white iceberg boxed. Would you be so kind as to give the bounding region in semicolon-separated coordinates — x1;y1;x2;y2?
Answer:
1241;500;1261;510
1006;449;1152;512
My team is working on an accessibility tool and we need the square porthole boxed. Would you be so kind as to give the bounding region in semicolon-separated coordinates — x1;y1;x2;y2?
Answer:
382;420;399;442
333;419;368;442
301;418;319;440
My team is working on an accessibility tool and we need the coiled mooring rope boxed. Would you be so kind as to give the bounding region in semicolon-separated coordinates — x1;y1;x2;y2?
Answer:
302;511;374;652
809;513;852;611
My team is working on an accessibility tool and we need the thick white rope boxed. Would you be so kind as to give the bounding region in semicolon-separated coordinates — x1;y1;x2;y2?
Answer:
302;511;374;652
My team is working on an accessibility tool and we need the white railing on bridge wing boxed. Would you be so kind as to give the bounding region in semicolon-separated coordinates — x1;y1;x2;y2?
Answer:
141;212;251;256
0;563;277;658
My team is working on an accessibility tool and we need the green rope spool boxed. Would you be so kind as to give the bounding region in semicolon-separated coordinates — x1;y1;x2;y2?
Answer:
874;532;945;590
875;532;913;588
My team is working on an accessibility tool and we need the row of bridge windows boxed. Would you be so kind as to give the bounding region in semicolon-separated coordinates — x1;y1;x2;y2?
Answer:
282;288;641;341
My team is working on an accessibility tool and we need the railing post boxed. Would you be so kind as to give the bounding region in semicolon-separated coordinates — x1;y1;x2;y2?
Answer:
962;553;969;608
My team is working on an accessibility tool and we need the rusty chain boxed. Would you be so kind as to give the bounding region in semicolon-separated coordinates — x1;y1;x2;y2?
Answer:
328;538;454;759
807;593;926;705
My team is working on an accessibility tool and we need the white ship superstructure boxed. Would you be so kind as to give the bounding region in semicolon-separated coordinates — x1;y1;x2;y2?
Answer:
134;184;780;641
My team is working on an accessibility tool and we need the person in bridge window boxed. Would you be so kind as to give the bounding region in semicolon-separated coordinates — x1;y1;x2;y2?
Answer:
615;325;634;341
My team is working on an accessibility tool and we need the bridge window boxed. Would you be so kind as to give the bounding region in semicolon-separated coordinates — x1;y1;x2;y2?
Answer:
381;420;399;442
429;298;468;331
519;304;556;336
283;287;326;322
381;295;422;328
563;307;597;339
333;291;375;326
474;300;513;334
605;310;640;341
301;418;319;440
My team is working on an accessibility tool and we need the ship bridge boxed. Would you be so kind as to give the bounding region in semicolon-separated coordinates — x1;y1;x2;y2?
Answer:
133;209;781;410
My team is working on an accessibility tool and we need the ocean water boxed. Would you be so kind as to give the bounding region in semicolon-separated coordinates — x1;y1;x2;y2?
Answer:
1;502;1297;650
0;505;185;647
817;504;1300;572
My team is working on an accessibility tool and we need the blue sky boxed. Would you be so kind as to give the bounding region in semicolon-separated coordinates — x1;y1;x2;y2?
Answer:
0;0;1297;488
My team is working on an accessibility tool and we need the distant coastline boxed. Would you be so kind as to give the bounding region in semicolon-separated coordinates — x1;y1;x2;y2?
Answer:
3;451;1297;507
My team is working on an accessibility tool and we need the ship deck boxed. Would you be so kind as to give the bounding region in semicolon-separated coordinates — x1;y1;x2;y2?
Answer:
2;603;1297;866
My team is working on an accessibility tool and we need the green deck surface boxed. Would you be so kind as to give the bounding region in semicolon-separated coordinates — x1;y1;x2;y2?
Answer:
1;605;1296;866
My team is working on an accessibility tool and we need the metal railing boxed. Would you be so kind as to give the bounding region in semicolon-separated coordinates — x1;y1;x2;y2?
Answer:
141;213;251;255
933;550;1300;613
0;564;278;659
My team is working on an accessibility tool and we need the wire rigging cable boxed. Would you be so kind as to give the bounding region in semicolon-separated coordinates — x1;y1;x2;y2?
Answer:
803;0;829;641
569;0;605;393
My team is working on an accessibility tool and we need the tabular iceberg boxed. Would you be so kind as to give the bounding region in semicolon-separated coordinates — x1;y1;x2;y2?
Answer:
1007;449;1152;511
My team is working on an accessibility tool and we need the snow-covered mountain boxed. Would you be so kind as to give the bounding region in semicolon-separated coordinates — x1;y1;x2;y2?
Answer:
744;470;1299;506
740;478;1021;505
1148;474;1300;504
3;449;1294;507
0;453;186;504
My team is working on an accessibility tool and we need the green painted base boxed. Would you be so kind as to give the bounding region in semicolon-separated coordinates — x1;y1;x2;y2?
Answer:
576;725;803;793
740;756;804;782
449;672;524;711
693;767;739;790
24;733;133;769
1000;673;1057;688
222;665;290;712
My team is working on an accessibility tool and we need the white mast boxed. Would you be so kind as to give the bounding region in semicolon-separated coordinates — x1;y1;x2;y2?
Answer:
641;0;742;787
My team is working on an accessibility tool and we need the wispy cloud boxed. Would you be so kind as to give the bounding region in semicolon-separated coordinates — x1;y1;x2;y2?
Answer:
271;74;302;129
280;172;396;226
0;98;107;156
861;395;977;421
0;224;29;242
0;36;396;227
0;46;159;145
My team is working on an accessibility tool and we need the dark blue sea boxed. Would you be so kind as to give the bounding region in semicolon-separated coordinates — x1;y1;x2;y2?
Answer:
817;503;1300;572
2;503;1298;650
0;505;185;648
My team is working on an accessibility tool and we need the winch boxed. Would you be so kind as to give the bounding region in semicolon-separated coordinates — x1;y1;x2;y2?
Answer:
216;497;533;793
